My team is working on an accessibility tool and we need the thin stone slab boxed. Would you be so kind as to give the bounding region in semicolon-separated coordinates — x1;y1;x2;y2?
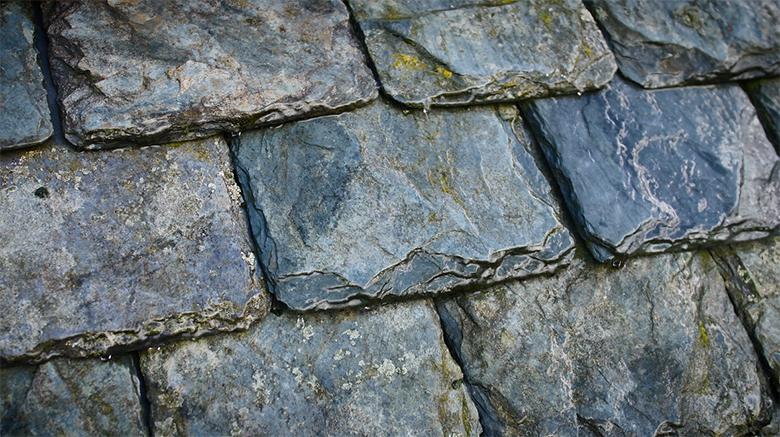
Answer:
349;0;616;108
0;137;269;364
234;101;574;311
436;250;773;436
0;356;147;436
586;0;780;88
0;1;52;151
522;75;780;262
140;300;481;436
746;77;780;154
44;0;377;149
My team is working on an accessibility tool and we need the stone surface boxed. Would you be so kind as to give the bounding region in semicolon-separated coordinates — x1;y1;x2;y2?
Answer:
0;0;52;151
1;356;147;436
0;137;269;364
43;0;377;149
350;0;616;107
436;250;773;436
712;237;780;388
140;300;480;436
522;75;780;262
746;77;780;154
586;0;780;88
234;100;574;311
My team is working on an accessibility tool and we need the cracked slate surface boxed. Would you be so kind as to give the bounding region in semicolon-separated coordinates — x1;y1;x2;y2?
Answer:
0;137;269;364
0;0;52;151
0;356;147;436
436;249;773;436
140;300;480;437
586;0;780;88
234;100;574;311
746;77;780;154
350;0;616;107
43;0;377;149
522;75;780;262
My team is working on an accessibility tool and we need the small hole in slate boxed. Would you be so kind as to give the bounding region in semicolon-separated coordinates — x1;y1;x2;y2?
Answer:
611;259;625;269
34;187;50;199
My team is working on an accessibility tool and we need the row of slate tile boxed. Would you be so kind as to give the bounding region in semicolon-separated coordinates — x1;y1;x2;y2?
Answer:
3;239;779;435
4;0;780;152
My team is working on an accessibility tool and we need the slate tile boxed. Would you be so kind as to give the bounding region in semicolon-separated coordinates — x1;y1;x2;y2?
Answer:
746;77;780;155
234;101;574;311
436;250;773;436
349;0;616;107
0;137;269;364
522;75;780;262
0;1;52;151
140;300;480;437
0;356;148;436
586;0;780;88
44;0;377;149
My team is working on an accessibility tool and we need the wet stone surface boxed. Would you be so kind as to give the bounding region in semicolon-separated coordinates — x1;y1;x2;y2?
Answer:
234;100;574;311
436;250;774;436
746;77;780;154
0;0;52;151
44;0;377;149
1;356;147;436
140;300;481;437
522;75;780;262
586;0;780;88
350;0;616;107
0;137;269;364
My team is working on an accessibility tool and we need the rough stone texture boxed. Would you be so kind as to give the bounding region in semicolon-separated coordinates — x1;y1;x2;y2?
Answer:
436;250;774;436
0;0;52;151
1;356;148;436
234;100;574;311
586;0;780;88
0;137;269;364
522;75;780;262
712;237;780;388
140;300;481;437
43;0;377;149
350;0;616;107
746;77;780;154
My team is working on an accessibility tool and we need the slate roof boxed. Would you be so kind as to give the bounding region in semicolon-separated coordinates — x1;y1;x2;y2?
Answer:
2;0;780;435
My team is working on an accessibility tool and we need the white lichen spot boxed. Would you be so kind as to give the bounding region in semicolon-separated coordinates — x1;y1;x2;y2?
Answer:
241;250;256;272
302;325;314;340
377;359;397;381
292;367;305;384
358;360;366;367
341;382;353;390
333;348;351;361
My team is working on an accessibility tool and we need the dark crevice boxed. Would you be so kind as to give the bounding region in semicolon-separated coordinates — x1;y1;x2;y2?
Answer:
31;2;68;146
130;352;154;437
341;1;383;96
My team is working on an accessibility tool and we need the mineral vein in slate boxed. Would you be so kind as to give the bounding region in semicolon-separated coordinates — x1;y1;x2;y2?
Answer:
586;0;780;88
0;1;52;151
235;101;574;311
44;0;377;149
349;0;616;107
0;138;268;364
522;75;780;262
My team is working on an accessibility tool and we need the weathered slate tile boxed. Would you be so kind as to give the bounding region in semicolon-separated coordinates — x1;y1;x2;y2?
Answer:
234;101;574;311
712;237;780;387
0;356;148;436
586;0;780;88
0;137;269;364
746;77;780;154
522;75;780;262
0;1;52;151
141;300;480;436
436;250;773;436
44;0;377;149
349;0;616;108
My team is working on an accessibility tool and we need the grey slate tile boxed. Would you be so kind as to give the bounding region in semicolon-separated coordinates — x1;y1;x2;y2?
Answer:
586;0;780;88
0;1;52;151
522;75;780;262
234;100;574;311
746;77;780;155
0;137;269;364
1;356;148;436
436;250;773;436
44;0;377;149
140;300;481;437
349;0;616;107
